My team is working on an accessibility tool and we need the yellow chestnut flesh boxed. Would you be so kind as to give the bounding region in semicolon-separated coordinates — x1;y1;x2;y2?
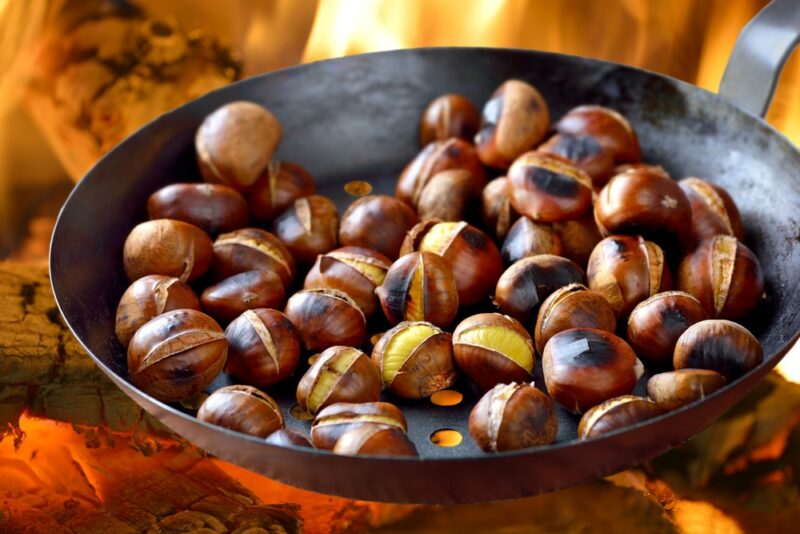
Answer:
296;346;381;415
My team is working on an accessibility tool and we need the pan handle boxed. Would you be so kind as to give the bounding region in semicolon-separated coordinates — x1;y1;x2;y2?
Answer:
719;0;800;117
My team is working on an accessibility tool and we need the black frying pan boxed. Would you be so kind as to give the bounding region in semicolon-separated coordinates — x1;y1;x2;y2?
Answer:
50;0;800;503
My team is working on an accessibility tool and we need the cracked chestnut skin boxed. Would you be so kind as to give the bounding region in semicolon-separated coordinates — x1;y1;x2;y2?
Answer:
419;93;481;145
333;425;418;457
577;395;662;439
339;195;419;260
534;284;617;355
296;346;381;415
147;183;249;235
247;161;316;222
284;288;367;352
201;270;286;325
417;169;481;222
481;177;519;241
647;369;726;410
673;319;763;381
212;227;296;287
311;401;407;450
626;291;708;362
679;177;744;245
501;217;563;264
123;219;213;283
197;384;284;438
272;195;339;265
538;133;616;185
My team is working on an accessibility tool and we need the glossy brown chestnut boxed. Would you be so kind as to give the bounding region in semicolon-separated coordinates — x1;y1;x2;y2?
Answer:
284;288;367;352
224;309;301;388
127;309;228;402
304;246;391;317
534;284;617;355
679;177;744;244
452;313;535;391
247;161;316;221
493;254;585;324
501;217;563;264
212;227;296;287
475;79;550;169
676;235;764;319
372;321;456;398
339;195;419;260
587;235;671;317
265;428;313;448
396;138;487;207
673;319;763;381
115;275;200;347
272;195;339;265
147;183;249;235
469;382;558;452
613;163;669;177
295;346;381;415
577;395;662;439
538;133;615;185
595;168;692;250
507;152;593;223
197;385;283;438
420;93;481;145
375;251;459;328
647;369;726;410
417;169;481;222
201;270;286;324
626;291;708;362
552;214;603;267
400;220;503;306
196;101;282;191
123;219;213;282
554;105;641;163
332;425;417;457
542;328;644;413
481;177;519;240
310;401;407;450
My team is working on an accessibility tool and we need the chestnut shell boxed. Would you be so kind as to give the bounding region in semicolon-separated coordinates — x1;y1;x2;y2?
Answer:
284;288;367;352
311;401;407;450
123;219;213;283
577;395;662;439
673;319;763;381
272;195;339;265
626;291;708;362
197;384;284;438
419;93;481;145
201;270;286;325
647;369;726;410
247;161;316;222
147;183;249;235
339;195;419;260
212;227;296;287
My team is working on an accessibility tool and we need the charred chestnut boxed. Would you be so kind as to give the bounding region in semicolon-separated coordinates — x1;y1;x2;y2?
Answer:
339;195;419;260
554;105;640;163
400;220;503;306
311;401;407;450
501;217;562;264
284;288;367;352
481;177;519;240
577;395;662;439
295;346;381;415
419;93;481;145
115;275;200;347
123;219;213;282
201;270;285;324
213;228;296;287
534;284;617;355
647;369;726;410
626;291;708;362
552;215;603;267
679;177;744;244
197;385;283;438
475;79;550;169
538;133;615;185
272;195;339;265
147;183;249;235
265;428;313;448
469;382;558;452
224;309;301;388
542;328;643;413
372;321;456;398
127;309;227;402
375;251;459;328
333;425;417;457
417;169;480;222
248;161;316;222
452;313;535;391
673;319;763;381
677;235;764;320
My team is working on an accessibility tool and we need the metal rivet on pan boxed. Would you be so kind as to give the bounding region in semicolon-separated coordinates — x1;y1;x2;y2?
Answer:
430;390;464;406
290;404;314;421
430;429;463;447
344;181;373;196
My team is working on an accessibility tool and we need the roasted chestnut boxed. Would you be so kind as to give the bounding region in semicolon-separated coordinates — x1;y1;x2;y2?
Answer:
371;321;456;398
481;177;518;240
507;152;593;223
224;309;301;388
538;133;615;185
475;79;550;169
247;161;316;221
265;428;313;448
396;138;486;207
375;251;459;328
197;385;283;438
594;168;692;250
123;219;213;282
647;369;726;410
147;183;249;235
586;235;671;317
304;246;391;317
115;275;200;347
577;395;662;439
400;220;503;306
212;227;296;287
677;235;764;320
673;319;763;381
272;195;339;265
127;309;228;402
452;313;535;391
196;101;282;191
542;328;643;413
419;93;481;145
613;163;669;177
201;270;286;324
534;284;616;355
501;217;562;264
626;291;708;362
417;169;480;222
339;195;419;260
284;288;367;352
295;345;381;415
469;382;558;452
493;254;585;324
679;177;744;244
552;214;603;267
554;105;640;163
310;401;407;450
332;424;417;457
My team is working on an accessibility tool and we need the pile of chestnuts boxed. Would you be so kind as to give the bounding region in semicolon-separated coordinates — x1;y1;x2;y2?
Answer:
117;82;766;458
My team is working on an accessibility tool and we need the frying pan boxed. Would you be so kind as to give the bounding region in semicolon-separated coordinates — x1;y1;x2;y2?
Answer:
50;0;800;503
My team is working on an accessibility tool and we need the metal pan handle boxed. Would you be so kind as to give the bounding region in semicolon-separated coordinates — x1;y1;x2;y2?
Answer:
719;0;800;117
